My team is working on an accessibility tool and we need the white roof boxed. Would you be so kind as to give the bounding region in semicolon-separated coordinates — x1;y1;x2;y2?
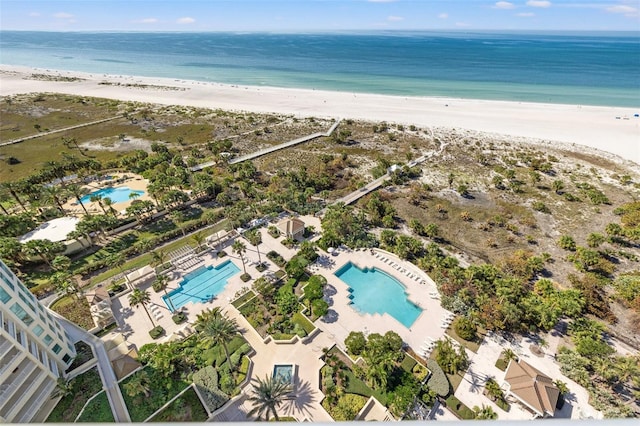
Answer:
125;265;155;283
18;216;80;243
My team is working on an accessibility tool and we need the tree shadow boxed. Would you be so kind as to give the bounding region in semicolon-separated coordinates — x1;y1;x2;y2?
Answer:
283;379;316;419
324;284;337;297
321;309;339;324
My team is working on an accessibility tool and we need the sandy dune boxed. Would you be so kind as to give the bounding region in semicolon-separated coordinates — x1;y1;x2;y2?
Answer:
1;64;638;164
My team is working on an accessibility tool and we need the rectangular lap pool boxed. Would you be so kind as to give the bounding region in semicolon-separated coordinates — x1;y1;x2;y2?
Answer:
163;260;240;310
335;262;423;328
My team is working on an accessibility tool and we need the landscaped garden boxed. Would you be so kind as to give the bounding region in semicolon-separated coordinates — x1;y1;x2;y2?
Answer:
118;307;251;421
76;391;115;422
46;367;103;423
320;332;438;420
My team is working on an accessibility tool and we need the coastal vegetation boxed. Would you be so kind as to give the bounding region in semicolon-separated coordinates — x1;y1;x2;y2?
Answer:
1;92;639;420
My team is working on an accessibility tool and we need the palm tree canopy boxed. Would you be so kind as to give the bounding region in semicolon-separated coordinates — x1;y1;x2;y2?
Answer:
129;288;150;307
247;375;292;421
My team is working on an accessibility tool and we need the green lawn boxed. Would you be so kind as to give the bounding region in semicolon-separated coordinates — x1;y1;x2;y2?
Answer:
47;367;103;422
77;391;114;422
445;395;476;420
232;290;256;308
148;387;208;422
343;370;389;405
90;219;228;284
445;325;485;354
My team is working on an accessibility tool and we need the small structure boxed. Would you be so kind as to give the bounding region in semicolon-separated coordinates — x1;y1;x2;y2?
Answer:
273;364;296;387
18;216;89;255
85;285;111;306
503;359;560;418
125;265;156;288
276;217;305;240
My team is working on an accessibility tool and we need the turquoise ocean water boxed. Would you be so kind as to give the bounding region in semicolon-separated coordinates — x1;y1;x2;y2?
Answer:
1;31;638;107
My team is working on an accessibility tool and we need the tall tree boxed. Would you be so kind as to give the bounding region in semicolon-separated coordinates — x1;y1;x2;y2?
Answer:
198;308;240;370
66;184;91;216
232;239;248;275
245;229;263;266
128;288;155;328
152;275;176;313
247;375;292;421
41;185;68;214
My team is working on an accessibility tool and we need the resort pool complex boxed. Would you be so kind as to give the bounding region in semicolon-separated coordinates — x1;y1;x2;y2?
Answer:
163;261;240;310
80;186;144;204
335;262;423;328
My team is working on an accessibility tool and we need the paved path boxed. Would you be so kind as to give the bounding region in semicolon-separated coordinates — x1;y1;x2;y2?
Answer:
190;118;341;171
220;305;335;422
50;311;131;422
0;115;123;146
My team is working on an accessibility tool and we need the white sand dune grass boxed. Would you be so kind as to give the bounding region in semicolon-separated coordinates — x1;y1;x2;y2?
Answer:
1;64;638;164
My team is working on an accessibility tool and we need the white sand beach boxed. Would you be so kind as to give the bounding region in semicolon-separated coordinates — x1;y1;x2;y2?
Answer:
1;64;638;164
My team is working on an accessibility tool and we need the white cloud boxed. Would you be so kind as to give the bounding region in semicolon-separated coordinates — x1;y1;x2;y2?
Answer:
438;13;448;19
526;0;551;7
29;12;41;17
177;17;195;24
493;2;515;9
53;12;74;19
517;12;536;17
456;22;471;27
606;5;638;15
387;15;403;21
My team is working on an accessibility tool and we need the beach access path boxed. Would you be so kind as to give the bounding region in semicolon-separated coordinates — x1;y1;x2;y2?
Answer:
190;118;341;171
0;115;123;147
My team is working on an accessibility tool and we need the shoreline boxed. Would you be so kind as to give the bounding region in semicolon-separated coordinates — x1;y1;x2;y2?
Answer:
1;64;639;165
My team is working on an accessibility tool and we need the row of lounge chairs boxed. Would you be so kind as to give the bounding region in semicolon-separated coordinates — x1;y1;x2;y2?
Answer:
374;252;431;285
149;304;164;321
419;337;435;358
175;255;203;270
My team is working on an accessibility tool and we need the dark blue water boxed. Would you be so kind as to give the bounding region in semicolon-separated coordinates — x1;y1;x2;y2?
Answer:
1;31;638;106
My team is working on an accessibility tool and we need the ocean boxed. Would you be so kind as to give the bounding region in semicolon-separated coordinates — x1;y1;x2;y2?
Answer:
1;31;638;107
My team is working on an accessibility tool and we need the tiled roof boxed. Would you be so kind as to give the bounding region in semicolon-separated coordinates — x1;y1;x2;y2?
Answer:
505;359;560;417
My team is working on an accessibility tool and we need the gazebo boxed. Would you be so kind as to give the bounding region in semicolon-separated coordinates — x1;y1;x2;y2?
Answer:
503;359;560;418
276;217;305;240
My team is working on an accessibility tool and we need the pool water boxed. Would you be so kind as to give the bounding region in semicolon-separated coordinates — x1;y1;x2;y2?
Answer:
273;364;295;385
80;186;145;204
335;262;423;328
162;260;240;310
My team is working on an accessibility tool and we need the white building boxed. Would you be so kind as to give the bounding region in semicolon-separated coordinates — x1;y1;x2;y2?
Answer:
0;259;76;423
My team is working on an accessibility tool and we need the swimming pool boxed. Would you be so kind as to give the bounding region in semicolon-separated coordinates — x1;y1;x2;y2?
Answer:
162;260;240;310
80;186;145;204
335;262;423;328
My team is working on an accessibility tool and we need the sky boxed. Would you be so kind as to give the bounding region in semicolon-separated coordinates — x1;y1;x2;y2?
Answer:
1;0;639;32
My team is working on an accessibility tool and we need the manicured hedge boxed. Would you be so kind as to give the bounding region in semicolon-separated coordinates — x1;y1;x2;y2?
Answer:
425;359;449;397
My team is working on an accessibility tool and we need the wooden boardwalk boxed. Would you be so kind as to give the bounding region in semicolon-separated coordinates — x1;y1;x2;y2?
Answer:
0;115;123;146
190;118;341;171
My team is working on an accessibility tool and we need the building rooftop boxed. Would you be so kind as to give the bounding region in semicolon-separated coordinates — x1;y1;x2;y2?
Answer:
18;216;80;243
505;359;560;417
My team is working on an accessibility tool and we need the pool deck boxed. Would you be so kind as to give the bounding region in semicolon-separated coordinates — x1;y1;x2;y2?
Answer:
106;215;456;420
61;172;152;216
309;247;453;358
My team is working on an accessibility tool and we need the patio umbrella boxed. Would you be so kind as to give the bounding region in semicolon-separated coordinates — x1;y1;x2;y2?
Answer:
327;247;335;254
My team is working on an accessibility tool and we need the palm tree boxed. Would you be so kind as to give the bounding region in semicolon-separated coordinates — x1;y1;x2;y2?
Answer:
1;181;28;212
245;229;263;266
247;375;292;421
66;184;91;216
191;231;205;251
128;288;155;328
153;275;176;313
102;197;116;217
484;377;504;401
501;348;518;364
90;194;107;214
124;370;151;398
41;185;68;214
473;405;497;420
199;308;240;370
232;239;248;275
151;249;169;272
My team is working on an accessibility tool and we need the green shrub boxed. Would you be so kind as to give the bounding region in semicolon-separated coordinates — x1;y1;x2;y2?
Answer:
425;359;449;397
193;366;229;411
240;273;251;282
495;358;508;371
149;326;165;339
172;312;187;324
453;316;477;341
400;354;418;372
445;395;475;420
413;363;429;381
344;331;366;356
